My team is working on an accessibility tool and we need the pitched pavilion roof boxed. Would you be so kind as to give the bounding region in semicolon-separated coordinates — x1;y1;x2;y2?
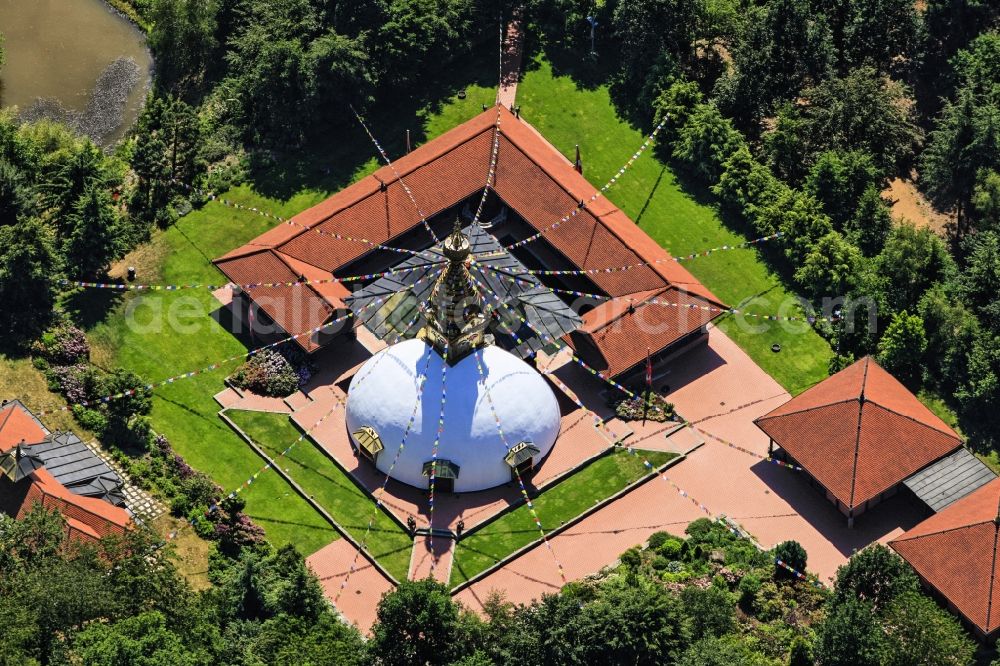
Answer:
890;478;1000;636
0;401;131;540
214;107;724;366
567;287;717;377
754;357;962;510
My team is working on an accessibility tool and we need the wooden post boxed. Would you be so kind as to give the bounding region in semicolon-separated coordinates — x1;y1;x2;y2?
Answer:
574;144;583;174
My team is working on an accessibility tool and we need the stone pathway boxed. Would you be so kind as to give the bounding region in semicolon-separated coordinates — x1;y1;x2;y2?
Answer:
307;538;395;635
83;439;166;521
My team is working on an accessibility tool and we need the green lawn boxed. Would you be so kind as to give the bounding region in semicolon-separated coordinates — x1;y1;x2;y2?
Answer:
516;59;832;394
226;409;413;581
449;448;675;587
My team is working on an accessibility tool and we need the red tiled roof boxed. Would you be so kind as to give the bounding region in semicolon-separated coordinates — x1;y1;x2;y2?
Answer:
216;249;336;352
890;478;1000;635
755;357;962;509
0;401;48;453
8;467;130;540
567;287;717;377
214;106;725;360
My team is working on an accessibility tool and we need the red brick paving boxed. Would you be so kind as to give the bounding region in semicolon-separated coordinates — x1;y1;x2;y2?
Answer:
409;535;454;583
306;538;394;634
454;327;925;613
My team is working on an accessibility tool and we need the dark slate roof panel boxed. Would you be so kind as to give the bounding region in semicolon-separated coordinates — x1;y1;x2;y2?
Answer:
904;448;998;513
24;433;125;505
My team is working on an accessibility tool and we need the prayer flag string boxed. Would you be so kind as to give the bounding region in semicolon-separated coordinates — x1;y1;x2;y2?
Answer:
502;119;665;251
335;344;435;600
473;349;567;583
426;341;450;574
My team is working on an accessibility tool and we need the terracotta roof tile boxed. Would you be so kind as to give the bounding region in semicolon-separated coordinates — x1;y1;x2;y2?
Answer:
214;106;724;370
215;250;334;352
0;402;49;452
755;357;963;509
569;287;717;377
890;478;1000;635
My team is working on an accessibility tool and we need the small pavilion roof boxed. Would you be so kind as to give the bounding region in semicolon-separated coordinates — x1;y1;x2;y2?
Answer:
754;357;962;510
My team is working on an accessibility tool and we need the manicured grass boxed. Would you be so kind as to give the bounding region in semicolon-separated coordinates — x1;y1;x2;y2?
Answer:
226;409;413;581
449;448;675;587
516;59;833;394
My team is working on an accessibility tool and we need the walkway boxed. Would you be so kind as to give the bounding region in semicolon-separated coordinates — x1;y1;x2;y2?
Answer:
498;11;523;108
307;538;394;634
409;535;454;583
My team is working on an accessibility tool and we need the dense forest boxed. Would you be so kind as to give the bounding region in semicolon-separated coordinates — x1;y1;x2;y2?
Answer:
2;0;1000;663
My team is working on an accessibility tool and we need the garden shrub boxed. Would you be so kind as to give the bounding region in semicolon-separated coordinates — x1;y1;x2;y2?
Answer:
738;573;762;612
230;348;300;397
647;531;672;550
657;537;684;560
615;393;676;422
774;540;808;580
31;322;90;365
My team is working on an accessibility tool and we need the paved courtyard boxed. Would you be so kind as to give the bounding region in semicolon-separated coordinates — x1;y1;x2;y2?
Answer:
223;323;924;633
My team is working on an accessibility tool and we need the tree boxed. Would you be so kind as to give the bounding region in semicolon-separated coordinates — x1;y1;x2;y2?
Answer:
918;282;980;395
672;103;745;183
130;96;204;225
713;145;789;223
877;310;928;386
973;169;1000;231
847;185;894;256
716;0;834;130
921;89;1000;236
680;585;736;640
831;545;919;612
71;610;206;666
874;223;954;313
574;585;691;666
880;591;976;666
373;0;473;89
766;68;922;178
840;0;921;73
149;0;219;91
677;635;772;666
0;158;31;226
0;505;66;576
369;579;470;666
957;328;1000;442
814;597;884;666
795;231;864;300
805;150;882;229
958;230;1000;329
773;540;808;579
63;185;123;279
612;0;702;112
0;218;60;339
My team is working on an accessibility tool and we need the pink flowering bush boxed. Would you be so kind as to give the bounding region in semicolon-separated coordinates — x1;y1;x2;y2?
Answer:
230;348;300;397
31;323;90;365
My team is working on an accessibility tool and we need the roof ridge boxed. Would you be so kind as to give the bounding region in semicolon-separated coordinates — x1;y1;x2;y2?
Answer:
891;519;997;543
848;359;871;509
862;396;962;441
753;397;861;424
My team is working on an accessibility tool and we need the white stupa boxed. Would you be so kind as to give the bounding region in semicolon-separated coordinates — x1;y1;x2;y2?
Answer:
345;222;562;492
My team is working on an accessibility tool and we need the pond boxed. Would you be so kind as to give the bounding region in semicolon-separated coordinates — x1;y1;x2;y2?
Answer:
0;0;153;145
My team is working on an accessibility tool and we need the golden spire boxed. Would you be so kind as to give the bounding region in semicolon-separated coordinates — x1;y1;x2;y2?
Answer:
420;219;489;364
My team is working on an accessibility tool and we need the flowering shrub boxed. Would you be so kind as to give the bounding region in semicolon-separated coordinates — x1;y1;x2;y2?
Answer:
615;393;677;422
48;364;101;404
31;323;90;365
229;348;300;397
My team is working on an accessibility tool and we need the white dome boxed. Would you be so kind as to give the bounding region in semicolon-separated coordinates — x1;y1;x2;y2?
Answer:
345;338;561;492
